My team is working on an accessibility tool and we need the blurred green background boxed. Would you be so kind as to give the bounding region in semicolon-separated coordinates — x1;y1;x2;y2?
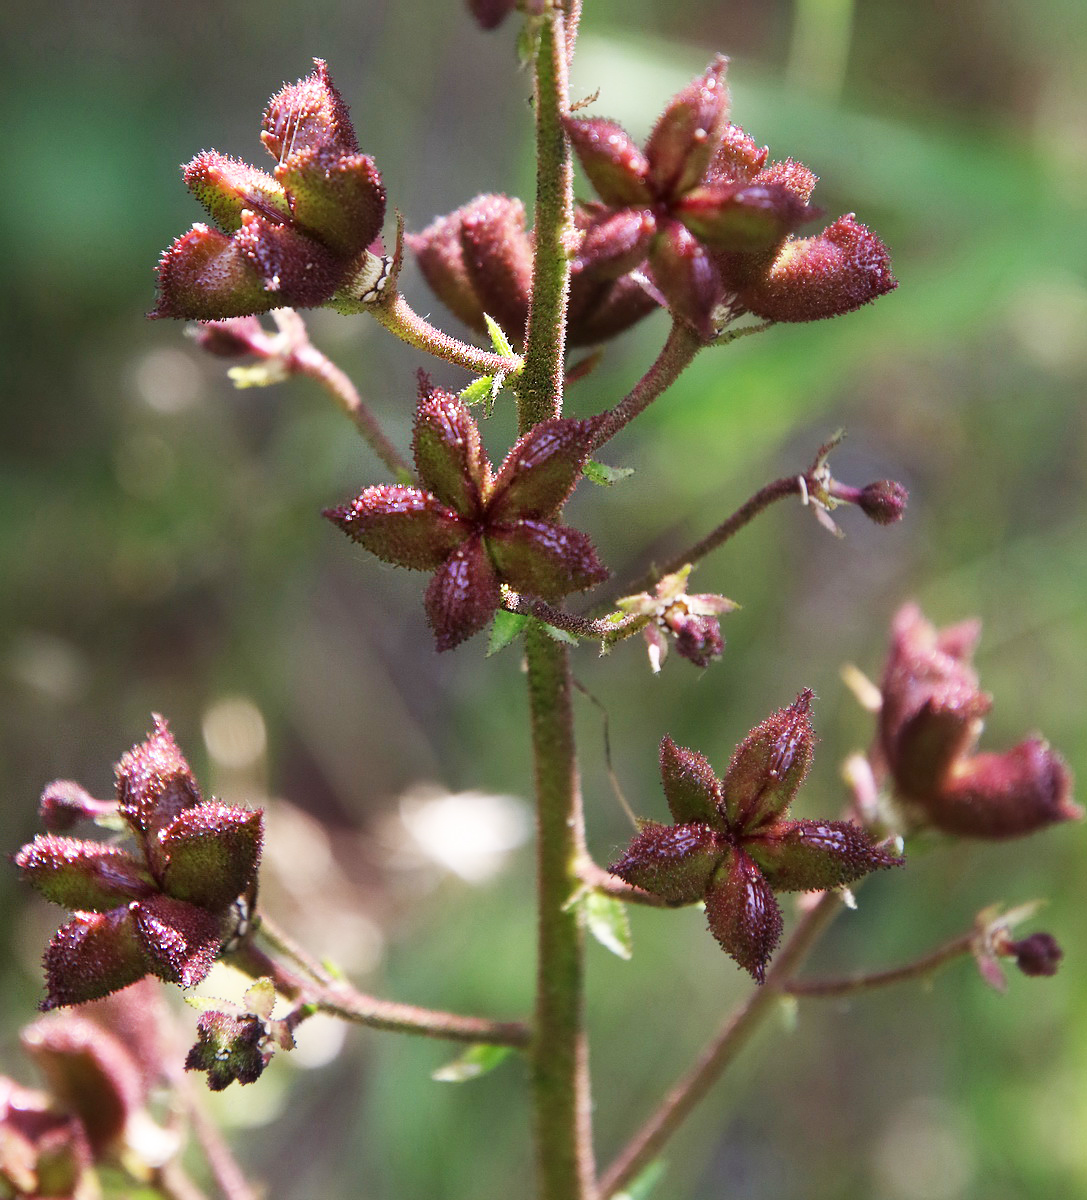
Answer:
3;0;1086;1197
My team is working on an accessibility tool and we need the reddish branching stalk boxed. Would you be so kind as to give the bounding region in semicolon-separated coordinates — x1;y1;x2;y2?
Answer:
591;321;703;449
786;931;975;998
227;935;530;1047
370;289;523;379
599;891;843;1198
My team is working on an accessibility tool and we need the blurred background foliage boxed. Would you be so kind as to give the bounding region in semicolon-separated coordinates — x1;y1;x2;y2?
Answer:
2;0;1086;1197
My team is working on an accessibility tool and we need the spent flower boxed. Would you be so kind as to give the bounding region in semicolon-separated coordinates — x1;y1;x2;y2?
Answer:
617;564;738;671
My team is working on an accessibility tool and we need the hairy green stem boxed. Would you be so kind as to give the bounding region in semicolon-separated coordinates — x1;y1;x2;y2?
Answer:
369;290;523;378
525;622;597;1200
227;936;530;1047
591;322;703;449
517;8;573;433
599;891;843;1198
786;930;975;998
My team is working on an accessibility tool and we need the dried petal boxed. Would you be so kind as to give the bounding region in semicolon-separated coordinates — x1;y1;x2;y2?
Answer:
608;820;721;904
261;59;359;162
747;819;903;891
488;418;598;522
132;895;222;988
161;804;263;912
722;690;817;831
15;836;153;912
659;735;722;825
413;382;489;514
704;848;783;982
565;118;653;207
41;910;150;1011
645;56;731;198
424;535;502;651
486;520;608;600
323;486;468;569
738;214;897;323
277;147;386;257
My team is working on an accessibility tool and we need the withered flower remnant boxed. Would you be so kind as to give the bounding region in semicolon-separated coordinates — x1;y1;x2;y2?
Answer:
16;718;263;1009
610;692;902;980
325;376;608;650
408;193;657;349
617;564;738;671
565;57;896;337
152;60;387;321
876;605;1080;839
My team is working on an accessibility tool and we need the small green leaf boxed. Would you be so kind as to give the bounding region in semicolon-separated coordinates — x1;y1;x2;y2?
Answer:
483;313;515;359
584;890;633;960
488;610;529;656
432;1043;512;1083
610;1158;667;1200
460;375;495;406
540;622;578;645
584;459;635;486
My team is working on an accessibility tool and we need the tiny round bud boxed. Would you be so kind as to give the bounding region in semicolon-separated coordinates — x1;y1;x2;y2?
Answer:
672;613;724;668
1010;932;1062;977
859;480;908;524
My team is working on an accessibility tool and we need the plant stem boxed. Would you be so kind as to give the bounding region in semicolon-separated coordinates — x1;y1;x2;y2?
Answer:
591;322;703;449
289;340;412;480
577;859;688;908
226;936;531;1047
525;621;597;1200
598;891;842;1198
502;593;648;644
786;931;975;998
517;8;573;433
369;290;523;378
624;475;804;597
178;1073;260;1200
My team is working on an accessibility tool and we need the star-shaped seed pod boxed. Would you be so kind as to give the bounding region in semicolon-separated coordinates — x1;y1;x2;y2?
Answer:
565;57;896;337
609;691;903;981
876;604;1080;839
324;377;609;650
152;60;387;320
16;719;262;1009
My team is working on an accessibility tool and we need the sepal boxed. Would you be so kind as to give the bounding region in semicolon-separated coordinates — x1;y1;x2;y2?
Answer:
261;59;359;161
41;910;150;1011
425;536;502;651
15;837;153;912
323;486;467;569
132;895;222;988
564;118;652;207
485;521;608;600
413;384;489;514
160;804;263;912
747;819;903;891
704;849;782;983
183;151;289;232
644;56;730;198
659;735;722;825
151;224;275;320
276;148;386;257
608;821;721;904
488;418;599;522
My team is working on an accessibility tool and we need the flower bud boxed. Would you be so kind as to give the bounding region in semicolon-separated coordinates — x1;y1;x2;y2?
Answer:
1007;932;1062;977
858;479;909;524
38;781;116;833
260;59;359;161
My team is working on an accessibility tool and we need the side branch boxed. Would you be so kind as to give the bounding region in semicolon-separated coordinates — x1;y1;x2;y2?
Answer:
786;931;974;998
226;936;530;1048
599;891;843;1198
591;321;703;449
370;290;523;379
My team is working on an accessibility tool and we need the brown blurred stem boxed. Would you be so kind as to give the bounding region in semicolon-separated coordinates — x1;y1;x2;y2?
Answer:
227;933;530;1047
598;891;843;1198
370;289;524;379
786;931;975;998
502;593;649;645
